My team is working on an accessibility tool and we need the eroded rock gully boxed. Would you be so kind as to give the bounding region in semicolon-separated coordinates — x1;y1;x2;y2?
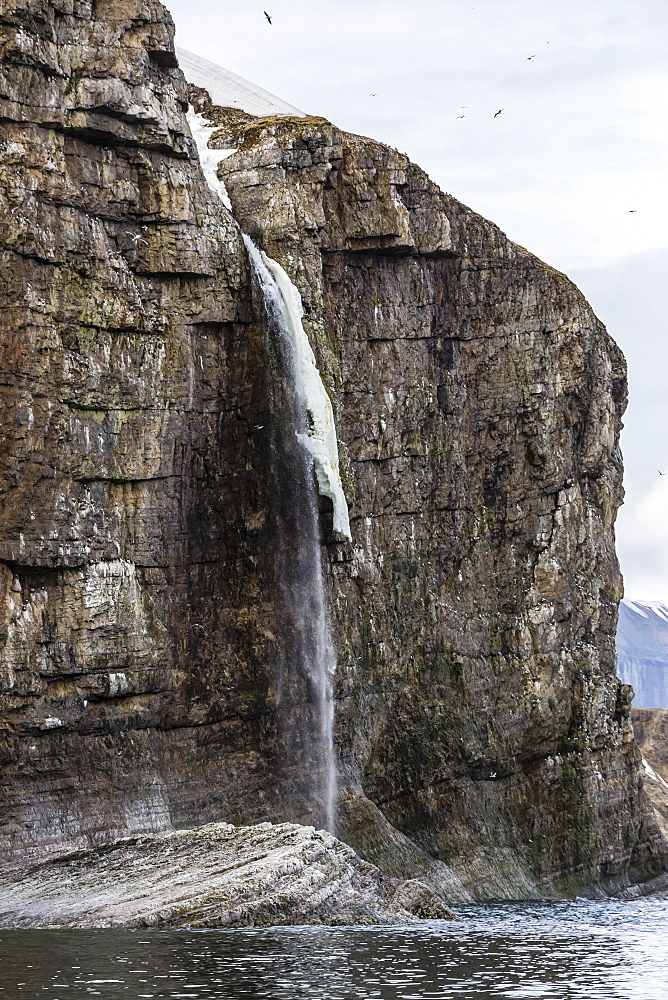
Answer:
0;0;664;913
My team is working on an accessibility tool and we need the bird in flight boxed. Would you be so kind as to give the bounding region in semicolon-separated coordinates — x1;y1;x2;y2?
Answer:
526;54;537;60
659;470;666;476
457;115;466;118
369;93;378;96
264;11;272;23
629;209;637;213
494;109;503;118
125;231;148;245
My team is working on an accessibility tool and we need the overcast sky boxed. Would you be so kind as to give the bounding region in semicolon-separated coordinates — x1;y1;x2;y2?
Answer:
168;0;668;602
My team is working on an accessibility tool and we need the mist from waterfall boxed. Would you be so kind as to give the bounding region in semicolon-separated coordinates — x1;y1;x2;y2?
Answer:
243;236;341;835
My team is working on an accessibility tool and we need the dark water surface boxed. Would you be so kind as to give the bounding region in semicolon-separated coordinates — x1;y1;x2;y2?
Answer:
1;899;667;999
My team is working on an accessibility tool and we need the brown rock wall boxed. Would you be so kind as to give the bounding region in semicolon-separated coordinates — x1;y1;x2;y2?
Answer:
631;708;668;842
0;0;664;902
0;0;322;857
219;115;666;896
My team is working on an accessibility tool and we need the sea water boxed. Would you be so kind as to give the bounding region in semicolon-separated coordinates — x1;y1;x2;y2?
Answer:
2;898;668;999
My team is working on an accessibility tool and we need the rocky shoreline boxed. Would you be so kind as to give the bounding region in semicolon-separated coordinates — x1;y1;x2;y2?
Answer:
0;821;454;928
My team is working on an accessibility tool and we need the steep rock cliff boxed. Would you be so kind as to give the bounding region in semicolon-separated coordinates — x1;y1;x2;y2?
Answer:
0;0;320;855
214;104;667;897
631;709;668;843
0;0;663;901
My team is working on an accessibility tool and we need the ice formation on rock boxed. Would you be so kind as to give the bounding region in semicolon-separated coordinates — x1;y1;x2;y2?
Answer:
260;253;352;543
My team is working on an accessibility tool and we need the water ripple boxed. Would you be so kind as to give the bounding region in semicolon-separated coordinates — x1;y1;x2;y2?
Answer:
1;898;668;999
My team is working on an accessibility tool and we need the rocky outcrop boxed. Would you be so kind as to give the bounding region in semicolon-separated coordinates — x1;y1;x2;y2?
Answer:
0;0;664;909
632;709;668;841
0;820;454;927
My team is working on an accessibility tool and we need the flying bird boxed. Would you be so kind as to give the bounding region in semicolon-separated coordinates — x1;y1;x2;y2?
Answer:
494;109;503;118
125;231;148;245
264;10;272;23
457;115;466;118
629;209;637;213
369;93;378;96
526;54;537;60
659;470;666;476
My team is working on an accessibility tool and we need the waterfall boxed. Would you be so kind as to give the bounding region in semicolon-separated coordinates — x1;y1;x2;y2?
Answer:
257;253;351;543
189;108;349;832
243;238;341;834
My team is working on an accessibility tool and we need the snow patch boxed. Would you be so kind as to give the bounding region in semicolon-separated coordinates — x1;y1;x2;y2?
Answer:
642;757;668;791
186;107;234;211
177;48;305;118
623;598;668;623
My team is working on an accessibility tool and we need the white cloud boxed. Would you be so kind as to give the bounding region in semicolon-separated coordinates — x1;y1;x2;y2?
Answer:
168;0;668;270
618;477;668;604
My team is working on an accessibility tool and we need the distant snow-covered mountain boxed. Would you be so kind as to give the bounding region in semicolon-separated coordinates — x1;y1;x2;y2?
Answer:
617;599;668;708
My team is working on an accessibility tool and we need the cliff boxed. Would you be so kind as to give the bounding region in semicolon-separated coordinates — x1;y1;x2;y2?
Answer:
0;0;664;907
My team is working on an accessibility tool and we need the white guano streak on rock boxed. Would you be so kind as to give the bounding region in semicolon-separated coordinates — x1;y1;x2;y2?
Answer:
260;253;352;542
186;107;234;211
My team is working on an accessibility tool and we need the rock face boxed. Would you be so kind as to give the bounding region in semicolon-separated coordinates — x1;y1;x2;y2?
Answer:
631;709;668;842
618;601;668;709
0;0;664;908
0;0;322;855
0;820;453;927
217;113;665;896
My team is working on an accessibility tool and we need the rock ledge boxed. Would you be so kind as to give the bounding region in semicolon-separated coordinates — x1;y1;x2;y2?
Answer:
0;821;454;928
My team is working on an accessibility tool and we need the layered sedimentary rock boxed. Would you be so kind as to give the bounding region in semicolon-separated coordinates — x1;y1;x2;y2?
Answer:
632;709;668;842
216;111;665;896
0;821;453;927
0;0;327;856
0;0;664;908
